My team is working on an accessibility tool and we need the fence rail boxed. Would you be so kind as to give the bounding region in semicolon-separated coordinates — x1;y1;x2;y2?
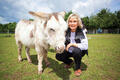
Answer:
87;28;120;34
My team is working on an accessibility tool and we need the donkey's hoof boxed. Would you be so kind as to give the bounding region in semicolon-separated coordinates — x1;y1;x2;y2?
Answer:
18;59;23;62
38;71;43;74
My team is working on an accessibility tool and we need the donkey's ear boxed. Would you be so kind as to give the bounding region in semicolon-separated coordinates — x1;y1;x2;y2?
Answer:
29;11;50;19
58;11;66;18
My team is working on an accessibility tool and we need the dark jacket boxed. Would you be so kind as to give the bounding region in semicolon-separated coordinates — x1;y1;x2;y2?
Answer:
65;27;88;55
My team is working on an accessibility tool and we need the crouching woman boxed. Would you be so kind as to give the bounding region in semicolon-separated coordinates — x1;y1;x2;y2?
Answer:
56;13;88;76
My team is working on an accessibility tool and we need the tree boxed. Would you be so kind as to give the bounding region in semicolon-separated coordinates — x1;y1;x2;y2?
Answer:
29;19;34;21
81;16;89;29
0;22;16;33
0;24;3;32
96;8;117;29
89;15;99;29
2;24;8;32
115;10;120;28
7;22;16;32
64;11;72;21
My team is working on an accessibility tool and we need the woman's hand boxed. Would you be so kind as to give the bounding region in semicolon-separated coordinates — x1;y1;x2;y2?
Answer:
66;43;72;51
66;43;78;51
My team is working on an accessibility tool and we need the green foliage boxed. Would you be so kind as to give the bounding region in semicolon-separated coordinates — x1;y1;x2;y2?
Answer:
89;16;99;29
64;11;72;21
115;10;120;28
29;19;34;21
81;16;89;28
7;22;16;32
82;8;120;29
97;8;115;29
0;22;16;33
0;24;3;32
2;24;8;32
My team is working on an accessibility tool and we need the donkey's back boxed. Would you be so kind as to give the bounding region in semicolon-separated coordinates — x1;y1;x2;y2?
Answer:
15;20;35;48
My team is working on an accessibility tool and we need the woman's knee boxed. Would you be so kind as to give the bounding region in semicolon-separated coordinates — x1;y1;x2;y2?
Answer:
72;47;82;54
56;53;64;61
71;47;81;57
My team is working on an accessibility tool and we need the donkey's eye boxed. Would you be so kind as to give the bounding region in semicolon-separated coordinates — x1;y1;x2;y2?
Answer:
49;28;55;32
48;28;55;34
48;28;55;36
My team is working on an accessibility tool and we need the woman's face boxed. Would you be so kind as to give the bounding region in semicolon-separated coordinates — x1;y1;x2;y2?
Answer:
68;17;78;32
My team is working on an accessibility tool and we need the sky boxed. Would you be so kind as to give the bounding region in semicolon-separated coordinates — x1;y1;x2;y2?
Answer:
0;0;120;24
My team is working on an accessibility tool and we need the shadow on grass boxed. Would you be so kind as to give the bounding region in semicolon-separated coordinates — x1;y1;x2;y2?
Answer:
81;62;87;71
47;57;71;80
72;61;87;71
23;55;87;80
25;55;71;80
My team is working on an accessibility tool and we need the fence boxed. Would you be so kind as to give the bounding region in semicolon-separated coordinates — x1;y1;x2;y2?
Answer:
87;28;120;34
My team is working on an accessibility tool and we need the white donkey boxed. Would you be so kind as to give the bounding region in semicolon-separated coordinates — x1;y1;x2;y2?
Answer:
15;11;67;74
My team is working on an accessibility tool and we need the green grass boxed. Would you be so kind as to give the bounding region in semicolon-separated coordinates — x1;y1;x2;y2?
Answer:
0;34;120;80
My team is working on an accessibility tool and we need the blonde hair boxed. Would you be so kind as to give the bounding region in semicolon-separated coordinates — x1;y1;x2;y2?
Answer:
67;13;83;29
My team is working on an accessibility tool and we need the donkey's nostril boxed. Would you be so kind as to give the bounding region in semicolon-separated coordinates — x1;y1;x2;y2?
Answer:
55;46;60;51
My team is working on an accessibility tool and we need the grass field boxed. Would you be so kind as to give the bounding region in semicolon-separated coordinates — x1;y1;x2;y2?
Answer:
0;34;120;80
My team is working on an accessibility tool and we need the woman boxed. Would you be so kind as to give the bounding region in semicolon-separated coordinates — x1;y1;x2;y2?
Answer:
56;13;88;76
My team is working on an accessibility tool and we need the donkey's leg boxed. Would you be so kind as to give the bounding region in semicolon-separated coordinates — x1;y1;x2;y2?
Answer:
25;47;32;63
35;46;44;74
43;50;50;67
17;41;23;62
37;52;44;74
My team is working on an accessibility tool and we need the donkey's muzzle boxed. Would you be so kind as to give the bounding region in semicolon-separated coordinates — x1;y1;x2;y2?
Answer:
55;45;65;53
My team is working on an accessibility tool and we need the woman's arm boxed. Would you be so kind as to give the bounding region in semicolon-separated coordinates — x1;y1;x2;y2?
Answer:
66;43;78;51
77;29;88;50
77;38;88;50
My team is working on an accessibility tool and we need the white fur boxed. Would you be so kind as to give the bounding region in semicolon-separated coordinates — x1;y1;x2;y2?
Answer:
15;14;67;73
